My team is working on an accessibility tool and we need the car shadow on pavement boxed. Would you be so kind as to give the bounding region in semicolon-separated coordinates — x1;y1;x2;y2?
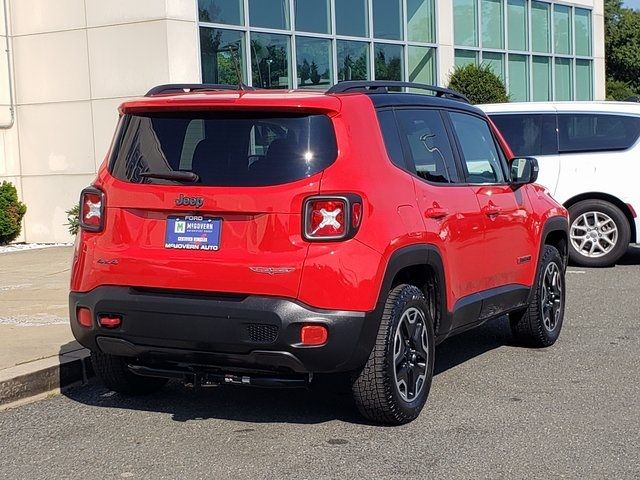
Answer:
59;318;515;425
616;246;640;266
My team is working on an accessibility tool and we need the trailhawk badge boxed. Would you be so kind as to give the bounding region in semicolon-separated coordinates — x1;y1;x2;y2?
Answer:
249;267;296;275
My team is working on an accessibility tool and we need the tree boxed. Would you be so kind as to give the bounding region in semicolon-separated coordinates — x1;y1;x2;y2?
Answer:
0;181;27;245
310;61;321;85
299;59;310;85
605;0;640;94
447;64;509;105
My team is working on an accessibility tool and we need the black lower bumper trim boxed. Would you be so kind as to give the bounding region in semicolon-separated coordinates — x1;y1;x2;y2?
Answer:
128;364;309;388
70;286;380;374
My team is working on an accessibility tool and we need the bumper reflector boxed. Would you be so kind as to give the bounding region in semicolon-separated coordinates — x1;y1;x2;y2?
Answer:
77;307;93;328
300;325;328;346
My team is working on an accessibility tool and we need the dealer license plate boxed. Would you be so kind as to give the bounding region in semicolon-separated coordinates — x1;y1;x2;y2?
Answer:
165;216;221;251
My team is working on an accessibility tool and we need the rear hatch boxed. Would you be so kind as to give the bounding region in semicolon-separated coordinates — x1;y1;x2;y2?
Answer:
87;100;339;298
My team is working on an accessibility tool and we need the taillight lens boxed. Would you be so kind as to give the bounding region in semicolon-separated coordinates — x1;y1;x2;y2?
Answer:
303;195;362;241
79;187;104;232
307;199;346;238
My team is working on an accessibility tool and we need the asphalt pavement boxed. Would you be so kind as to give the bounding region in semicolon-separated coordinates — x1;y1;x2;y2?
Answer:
1;249;639;479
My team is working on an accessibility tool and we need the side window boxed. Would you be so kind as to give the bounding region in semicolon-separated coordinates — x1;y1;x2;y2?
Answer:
490;114;558;156
558;114;640;152
449;112;506;184
395;109;459;184
377;109;406;169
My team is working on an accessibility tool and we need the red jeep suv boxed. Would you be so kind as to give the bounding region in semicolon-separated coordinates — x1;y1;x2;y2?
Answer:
69;81;569;424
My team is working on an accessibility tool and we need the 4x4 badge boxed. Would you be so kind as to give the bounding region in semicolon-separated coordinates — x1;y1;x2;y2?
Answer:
175;194;203;208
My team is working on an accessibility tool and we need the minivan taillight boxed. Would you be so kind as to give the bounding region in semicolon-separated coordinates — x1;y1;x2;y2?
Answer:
303;195;362;241
79;187;104;232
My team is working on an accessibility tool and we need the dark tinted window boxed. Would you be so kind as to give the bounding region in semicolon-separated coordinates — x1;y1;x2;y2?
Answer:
396;109;459;183
110;113;337;187
450;112;506;184
490;114;558;156
558;113;640;152
377;110;406;169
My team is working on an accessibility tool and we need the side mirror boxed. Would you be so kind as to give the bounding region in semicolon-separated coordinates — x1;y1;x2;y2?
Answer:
510;157;539;185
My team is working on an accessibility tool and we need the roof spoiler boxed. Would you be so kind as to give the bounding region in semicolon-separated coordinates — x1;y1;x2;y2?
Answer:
145;83;255;97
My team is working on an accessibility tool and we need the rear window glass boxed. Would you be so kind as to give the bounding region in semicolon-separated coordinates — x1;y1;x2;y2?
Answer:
558;113;640;153
490;114;558;156
109;112;338;186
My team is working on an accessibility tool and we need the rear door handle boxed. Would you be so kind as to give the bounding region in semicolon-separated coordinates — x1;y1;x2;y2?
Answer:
482;205;502;217
425;207;450;219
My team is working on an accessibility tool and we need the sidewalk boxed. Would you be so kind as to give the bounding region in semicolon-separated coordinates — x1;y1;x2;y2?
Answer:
0;246;91;406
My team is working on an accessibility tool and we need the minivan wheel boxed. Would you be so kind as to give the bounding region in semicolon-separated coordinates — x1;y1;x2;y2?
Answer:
91;352;168;395
352;284;435;425
510;245;565;348
568;200;630;267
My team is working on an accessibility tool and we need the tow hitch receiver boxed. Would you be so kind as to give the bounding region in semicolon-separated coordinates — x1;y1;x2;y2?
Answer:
128;364;310;389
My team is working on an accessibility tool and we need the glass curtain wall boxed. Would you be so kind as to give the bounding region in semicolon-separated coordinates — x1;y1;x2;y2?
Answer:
453;0;594;101
199;0;437;89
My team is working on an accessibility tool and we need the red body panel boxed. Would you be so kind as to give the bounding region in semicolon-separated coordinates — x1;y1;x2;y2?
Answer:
70;89;567;318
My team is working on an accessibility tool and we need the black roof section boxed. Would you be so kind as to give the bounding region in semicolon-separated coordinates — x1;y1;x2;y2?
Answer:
327;81;469;103
327;80;483;115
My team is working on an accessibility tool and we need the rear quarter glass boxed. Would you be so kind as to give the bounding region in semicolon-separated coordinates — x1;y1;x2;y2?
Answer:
109;111;338;187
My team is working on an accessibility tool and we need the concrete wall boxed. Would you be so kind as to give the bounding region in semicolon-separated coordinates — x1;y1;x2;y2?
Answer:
0;0;200;243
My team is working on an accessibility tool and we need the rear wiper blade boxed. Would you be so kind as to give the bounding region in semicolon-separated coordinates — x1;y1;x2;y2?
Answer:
139;171;200;182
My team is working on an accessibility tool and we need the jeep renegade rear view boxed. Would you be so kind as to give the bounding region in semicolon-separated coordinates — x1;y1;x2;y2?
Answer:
70;82;569;425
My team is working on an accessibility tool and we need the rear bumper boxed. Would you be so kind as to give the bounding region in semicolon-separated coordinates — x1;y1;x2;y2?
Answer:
69;286;379;374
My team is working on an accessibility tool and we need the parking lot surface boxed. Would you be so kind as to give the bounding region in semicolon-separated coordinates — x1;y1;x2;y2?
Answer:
1;250;639;480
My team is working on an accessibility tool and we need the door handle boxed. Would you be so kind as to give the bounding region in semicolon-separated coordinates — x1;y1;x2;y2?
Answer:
425;207;450;219
482;205;503;217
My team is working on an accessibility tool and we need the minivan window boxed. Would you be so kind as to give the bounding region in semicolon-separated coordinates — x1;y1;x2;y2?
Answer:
490;114;558;156
109;112;338;186
558;113;640;153
449;112;506;184
395;109;459;183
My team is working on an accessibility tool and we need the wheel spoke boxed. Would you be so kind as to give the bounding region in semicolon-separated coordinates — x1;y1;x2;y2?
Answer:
406;366;415;398
396;364;409;387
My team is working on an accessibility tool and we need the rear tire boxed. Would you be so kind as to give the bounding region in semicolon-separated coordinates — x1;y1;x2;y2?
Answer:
510;245;565;348
352;284;435;425
568;200;630;267
91;352;168;395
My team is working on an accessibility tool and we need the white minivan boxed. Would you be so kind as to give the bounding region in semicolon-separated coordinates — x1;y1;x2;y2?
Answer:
480;102;640;267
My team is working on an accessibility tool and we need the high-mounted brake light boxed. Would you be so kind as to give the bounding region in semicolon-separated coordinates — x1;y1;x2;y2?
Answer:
303;195;363;241
79;187;104;232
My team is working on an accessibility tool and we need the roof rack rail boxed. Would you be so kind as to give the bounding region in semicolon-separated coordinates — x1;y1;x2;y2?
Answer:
326;81;469;103
145;83;255;97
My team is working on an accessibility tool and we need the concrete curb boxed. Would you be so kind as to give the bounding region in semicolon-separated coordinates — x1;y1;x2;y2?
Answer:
0;348;93;407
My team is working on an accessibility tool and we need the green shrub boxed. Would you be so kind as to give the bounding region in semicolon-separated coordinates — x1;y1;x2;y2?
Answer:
65;205;80;236
606;78;638;101
447;64;509;105
0;181;27;245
